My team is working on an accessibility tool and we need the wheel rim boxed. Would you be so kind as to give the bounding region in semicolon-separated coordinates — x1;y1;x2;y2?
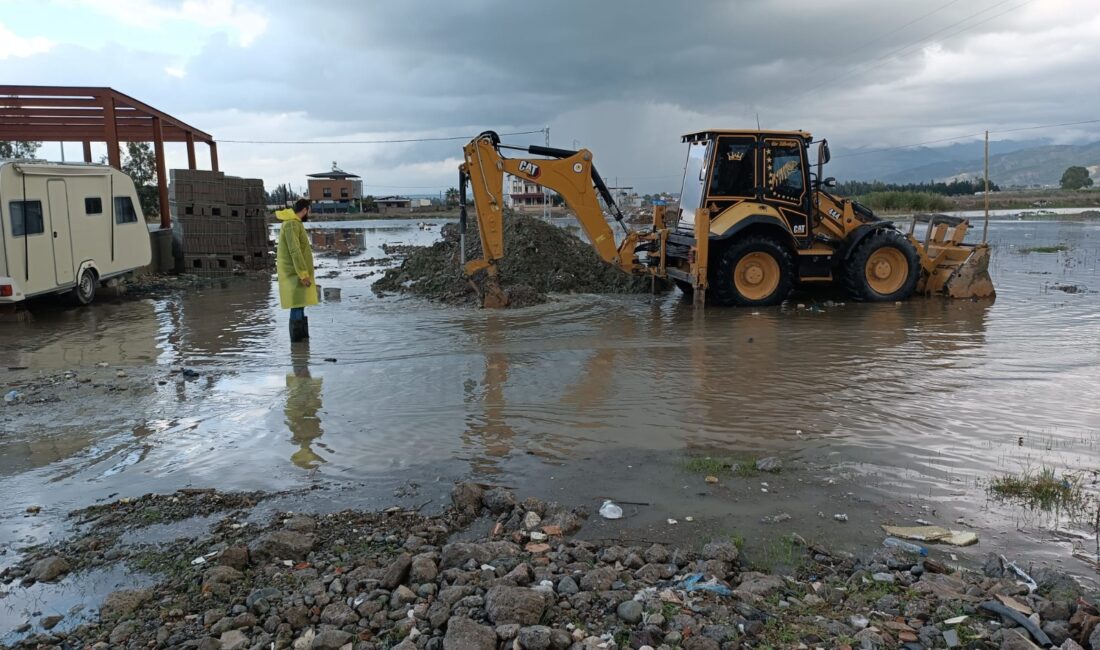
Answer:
864;247;908;295
80;273;94;299
734;251;781;301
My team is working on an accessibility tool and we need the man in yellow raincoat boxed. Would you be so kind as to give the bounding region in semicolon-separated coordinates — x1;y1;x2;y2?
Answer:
276;199;318;342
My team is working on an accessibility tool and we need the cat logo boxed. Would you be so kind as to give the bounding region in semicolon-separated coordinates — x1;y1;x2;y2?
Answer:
726;150;745;161
518;160;541;179
793;224;806;234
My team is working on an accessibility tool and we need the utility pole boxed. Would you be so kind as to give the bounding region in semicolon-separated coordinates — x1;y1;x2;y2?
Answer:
983;130;990;243
543;126;551;222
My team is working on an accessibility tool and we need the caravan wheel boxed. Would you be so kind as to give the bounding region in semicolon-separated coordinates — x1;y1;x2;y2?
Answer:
73;268;98;305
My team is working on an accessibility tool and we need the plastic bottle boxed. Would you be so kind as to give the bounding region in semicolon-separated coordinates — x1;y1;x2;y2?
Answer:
598;500;623;520
883;537;928;556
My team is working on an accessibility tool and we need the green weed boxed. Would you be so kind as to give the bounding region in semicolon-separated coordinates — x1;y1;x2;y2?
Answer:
988;467;1088;513
1019;244;1068;254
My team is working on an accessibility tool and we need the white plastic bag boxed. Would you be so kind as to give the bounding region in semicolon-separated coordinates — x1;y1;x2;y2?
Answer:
599;500;623;520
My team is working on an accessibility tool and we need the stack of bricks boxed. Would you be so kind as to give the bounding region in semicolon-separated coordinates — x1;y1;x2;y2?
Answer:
170;170;272;274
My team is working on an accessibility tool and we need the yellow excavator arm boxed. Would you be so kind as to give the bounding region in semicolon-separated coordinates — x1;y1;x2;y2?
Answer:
459;131;640;305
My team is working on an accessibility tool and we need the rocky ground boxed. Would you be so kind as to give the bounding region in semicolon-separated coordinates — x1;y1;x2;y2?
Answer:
2;481;1098;650
372;215;664;307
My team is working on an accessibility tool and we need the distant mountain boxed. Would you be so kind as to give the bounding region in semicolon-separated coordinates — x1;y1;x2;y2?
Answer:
828;139;1100;187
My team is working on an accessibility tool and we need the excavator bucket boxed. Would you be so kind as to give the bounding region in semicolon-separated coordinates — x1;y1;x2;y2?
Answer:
911;214;995;299
465;267;511;308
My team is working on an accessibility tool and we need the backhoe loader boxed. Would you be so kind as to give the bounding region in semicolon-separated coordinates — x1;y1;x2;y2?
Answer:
458;130;994;307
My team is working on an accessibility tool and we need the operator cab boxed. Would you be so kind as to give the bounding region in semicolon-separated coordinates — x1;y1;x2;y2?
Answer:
676;129;815;244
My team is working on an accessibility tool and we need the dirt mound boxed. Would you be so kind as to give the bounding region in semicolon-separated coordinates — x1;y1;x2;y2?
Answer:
372;214;663;306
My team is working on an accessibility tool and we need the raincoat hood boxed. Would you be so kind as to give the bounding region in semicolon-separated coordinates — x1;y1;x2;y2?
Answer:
275;208;300;222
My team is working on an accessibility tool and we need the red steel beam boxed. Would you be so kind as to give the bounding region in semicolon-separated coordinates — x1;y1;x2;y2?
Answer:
209;141;219;172
186;131;196;169
0;126;198;140
102;94;121;169
152;116;171;229
82;141;92;162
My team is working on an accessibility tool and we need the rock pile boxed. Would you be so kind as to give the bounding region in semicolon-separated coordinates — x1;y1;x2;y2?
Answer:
372;214;662;307
4;482;1098;649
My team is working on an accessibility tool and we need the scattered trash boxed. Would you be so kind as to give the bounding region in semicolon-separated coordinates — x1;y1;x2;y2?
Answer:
833;513;849;522
4;389;21;403
666;518;678;525
684;516;694;522
323;287;342;301
677;573;733;596
324;358;338;363
942;615;968;625
915;518;932;525
704;475;719;484
756;456;782;472
25;505;41;514
181;368;201;379
883;537;928;556
96;361;109;367
116;370;128;378
1001;556;1038;593
762;513;792;524
1050;283;1087;294
190;556;207;565
881;524;978;546
598;500;623;520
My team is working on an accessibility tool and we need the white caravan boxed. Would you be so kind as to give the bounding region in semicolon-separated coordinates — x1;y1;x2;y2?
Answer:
0;161;151;305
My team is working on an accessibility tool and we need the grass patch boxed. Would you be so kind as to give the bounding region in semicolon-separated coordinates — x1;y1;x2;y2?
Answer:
749;535;807;574
683;455;760;477
987;467;1087;513
685;456;732;474
857;191;951;213
1019;244;1068;254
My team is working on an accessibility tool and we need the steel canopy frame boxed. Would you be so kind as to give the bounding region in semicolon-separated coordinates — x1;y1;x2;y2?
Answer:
0;85;217;229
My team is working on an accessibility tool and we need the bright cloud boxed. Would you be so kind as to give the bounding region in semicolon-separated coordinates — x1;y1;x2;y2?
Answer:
0;22;55;59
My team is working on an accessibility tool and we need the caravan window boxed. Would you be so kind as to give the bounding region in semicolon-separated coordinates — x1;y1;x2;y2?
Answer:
85;197;103;214
114;196;139;224
9;200;45;237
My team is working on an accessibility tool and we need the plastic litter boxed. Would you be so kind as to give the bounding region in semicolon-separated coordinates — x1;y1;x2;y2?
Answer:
599;500;623;520
833;513;849;522
942;615;968;625
1001;555;1039;593
4;390;22;403
883;537;929;556
881;524;979;546
677;573;733;596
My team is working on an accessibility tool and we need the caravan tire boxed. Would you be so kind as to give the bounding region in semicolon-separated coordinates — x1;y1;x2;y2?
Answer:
73;268;98;306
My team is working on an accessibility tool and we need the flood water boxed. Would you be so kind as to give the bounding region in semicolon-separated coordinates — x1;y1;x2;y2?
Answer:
0;217;1098;579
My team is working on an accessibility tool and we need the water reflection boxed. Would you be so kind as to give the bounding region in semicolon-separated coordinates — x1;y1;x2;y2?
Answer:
285;345;326;470
310;228;366;256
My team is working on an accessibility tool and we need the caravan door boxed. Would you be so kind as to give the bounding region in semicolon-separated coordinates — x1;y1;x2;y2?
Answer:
47;179;75;286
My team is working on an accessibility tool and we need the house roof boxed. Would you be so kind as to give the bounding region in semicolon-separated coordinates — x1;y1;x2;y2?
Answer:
307;166;360;179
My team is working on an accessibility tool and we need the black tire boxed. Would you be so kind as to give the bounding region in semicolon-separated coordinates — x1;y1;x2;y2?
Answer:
710;235;794;307
843;229;920;302
674;280;694;300
73;268;97;305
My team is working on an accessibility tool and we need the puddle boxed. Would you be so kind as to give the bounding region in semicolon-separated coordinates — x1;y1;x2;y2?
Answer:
0;565;154;644
0;218;1096;578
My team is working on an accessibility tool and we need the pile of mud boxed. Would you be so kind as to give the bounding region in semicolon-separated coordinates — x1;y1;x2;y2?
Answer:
372;214;663;307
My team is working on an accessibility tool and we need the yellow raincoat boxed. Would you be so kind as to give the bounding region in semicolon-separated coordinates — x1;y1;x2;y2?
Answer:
275;209;318;309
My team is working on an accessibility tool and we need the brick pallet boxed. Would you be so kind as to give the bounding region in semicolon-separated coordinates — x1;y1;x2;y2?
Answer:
170;169;273;273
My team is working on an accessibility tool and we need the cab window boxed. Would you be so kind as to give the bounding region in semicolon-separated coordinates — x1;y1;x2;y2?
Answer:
708;136;755;197
114;196;139;224
10;200;45;237
765;140;805;203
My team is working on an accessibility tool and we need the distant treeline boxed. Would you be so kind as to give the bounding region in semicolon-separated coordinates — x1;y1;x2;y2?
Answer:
835;179;1000;197
856;191;951;212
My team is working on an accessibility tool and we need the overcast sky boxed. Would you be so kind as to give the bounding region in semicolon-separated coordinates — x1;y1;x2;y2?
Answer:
3;0;1098;193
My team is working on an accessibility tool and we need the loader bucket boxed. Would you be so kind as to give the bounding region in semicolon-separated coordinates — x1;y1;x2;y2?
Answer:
911;214;995;299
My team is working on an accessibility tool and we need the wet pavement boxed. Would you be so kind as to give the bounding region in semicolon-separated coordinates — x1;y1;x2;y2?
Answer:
1;217;1098;628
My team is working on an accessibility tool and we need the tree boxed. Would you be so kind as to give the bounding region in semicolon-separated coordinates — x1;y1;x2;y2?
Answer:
101;142;159;217
362;195;377;212
0;141;41;159
444;187;459;207
1060;166;1094;190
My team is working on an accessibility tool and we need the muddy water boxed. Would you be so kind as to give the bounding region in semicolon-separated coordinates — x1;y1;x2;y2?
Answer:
1;218;1098;574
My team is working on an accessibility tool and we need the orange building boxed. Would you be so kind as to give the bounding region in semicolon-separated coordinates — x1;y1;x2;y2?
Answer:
307;162;362;212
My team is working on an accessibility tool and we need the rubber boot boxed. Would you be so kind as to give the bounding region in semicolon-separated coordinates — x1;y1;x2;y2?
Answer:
290;318;308;343
301;316;309;339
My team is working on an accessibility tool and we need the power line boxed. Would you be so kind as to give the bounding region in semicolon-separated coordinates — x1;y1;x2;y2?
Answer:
832;118;1100;159
219;129;545;145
